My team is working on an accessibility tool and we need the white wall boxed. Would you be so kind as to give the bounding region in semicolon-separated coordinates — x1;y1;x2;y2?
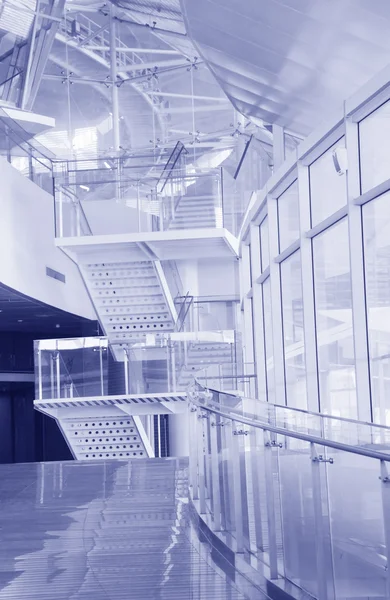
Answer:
176;258;239;300
0;158;95;319
197;257;239;299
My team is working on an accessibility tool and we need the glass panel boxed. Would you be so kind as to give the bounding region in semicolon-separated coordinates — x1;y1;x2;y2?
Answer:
363;192;390;426
327;450;386;598
313;219;357;418
309;138;347;226
279;440;318;597
359;100;390;193
281;250;307;409
277;180;299;252
262;278;275;403
260;218;270;272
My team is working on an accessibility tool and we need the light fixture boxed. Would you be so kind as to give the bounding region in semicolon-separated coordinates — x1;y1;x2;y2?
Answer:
17;319;23;323
80;185;90;191
104;161;111;169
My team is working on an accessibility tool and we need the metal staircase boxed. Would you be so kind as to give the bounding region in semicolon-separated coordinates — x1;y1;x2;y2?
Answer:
83;259;176;347
168;195;220;230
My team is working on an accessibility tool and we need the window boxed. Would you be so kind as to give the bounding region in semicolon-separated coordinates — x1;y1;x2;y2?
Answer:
281;251;307;409
363;192;390;425
359;100;390;193
262;278;275;403
309;138;347;226
260;218;270;272
277;180;299;252
313;219;357;418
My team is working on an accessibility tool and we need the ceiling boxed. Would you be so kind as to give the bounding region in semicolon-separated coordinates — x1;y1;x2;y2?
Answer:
0;283;97;334
180;0;390;137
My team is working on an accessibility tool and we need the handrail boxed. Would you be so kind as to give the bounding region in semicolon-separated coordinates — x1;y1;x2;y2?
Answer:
174;292;194;332
195;366;390;431
189;391;390;462
156;141;187;194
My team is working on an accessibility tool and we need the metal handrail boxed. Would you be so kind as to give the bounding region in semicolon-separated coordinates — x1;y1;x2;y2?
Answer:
195;366;390;431
156;141;187;194
189;393;390;462
174;293;194;332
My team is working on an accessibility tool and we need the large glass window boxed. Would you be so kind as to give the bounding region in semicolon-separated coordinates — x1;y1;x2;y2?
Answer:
359;100;390;193
262;278;275;403
260;218;269;272
281;251;307;409
313;219;357;418
363;192;390;425
277;180;299;252
309;138;347;226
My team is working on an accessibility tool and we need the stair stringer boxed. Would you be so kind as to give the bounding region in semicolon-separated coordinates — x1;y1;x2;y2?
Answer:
69;245;178;351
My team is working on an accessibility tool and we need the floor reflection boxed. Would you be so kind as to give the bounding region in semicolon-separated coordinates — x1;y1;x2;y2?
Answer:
0;458;245;599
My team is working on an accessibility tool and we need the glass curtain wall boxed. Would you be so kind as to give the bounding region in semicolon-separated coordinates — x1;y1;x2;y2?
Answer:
363;191;390;425
262;278;275;403
281;250;307;409
241;86;390;427
313;219;357;418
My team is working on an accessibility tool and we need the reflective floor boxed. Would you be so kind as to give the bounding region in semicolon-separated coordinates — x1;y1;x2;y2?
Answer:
0;458;246;599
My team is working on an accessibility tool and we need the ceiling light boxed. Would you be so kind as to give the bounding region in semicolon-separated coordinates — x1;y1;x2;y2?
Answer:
17;319;23;323
80;185;90;191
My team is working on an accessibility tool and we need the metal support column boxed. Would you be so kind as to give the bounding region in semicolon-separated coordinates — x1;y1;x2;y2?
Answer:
55;352;60;399
109;4;120;155
210;417;222;530
37;348;43;400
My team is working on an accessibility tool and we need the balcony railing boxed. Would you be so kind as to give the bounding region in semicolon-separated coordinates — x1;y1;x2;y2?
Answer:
188;378;390;600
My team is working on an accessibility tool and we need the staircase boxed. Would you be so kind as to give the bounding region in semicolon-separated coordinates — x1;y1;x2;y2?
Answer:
169;194;220;230
81;259;176;347
176;340;234;389
61;414;150;461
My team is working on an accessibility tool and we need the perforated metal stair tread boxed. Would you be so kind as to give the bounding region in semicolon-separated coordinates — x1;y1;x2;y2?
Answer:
35;392;188;410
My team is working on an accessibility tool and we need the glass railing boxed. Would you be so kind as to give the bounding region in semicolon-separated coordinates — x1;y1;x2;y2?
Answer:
52;156;235;237
188;383;390;600
34;332;239;401
0;107;54;194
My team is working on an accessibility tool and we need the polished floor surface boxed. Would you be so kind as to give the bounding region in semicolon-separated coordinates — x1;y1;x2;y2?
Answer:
0;458;246;599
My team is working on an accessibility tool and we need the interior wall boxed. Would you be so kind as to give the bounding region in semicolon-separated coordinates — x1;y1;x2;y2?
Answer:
176;258;239;300
0;158;94;319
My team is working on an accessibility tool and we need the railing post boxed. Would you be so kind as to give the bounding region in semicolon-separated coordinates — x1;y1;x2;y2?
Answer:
189;406;199;499
250;426;265;551
380;460;390;598
197;412;206;514
310;443;333;600
210;416;222;530
55;351;60;399
37;347;43;400
99;344;104;396
123;346;129;395
137;181;141;232
231;420;245;552
264;430;280;579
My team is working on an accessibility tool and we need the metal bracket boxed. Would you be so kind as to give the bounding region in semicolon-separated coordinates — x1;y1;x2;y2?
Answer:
379;476;390;483
198;412;209;420
312;454;334;464
233;429;249;436
265;440;282;448
211;420;225;427
190;406;197;413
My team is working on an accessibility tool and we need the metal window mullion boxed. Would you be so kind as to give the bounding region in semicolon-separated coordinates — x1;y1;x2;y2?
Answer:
345;117;372;423
298;162;320;412
268;196;286;405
